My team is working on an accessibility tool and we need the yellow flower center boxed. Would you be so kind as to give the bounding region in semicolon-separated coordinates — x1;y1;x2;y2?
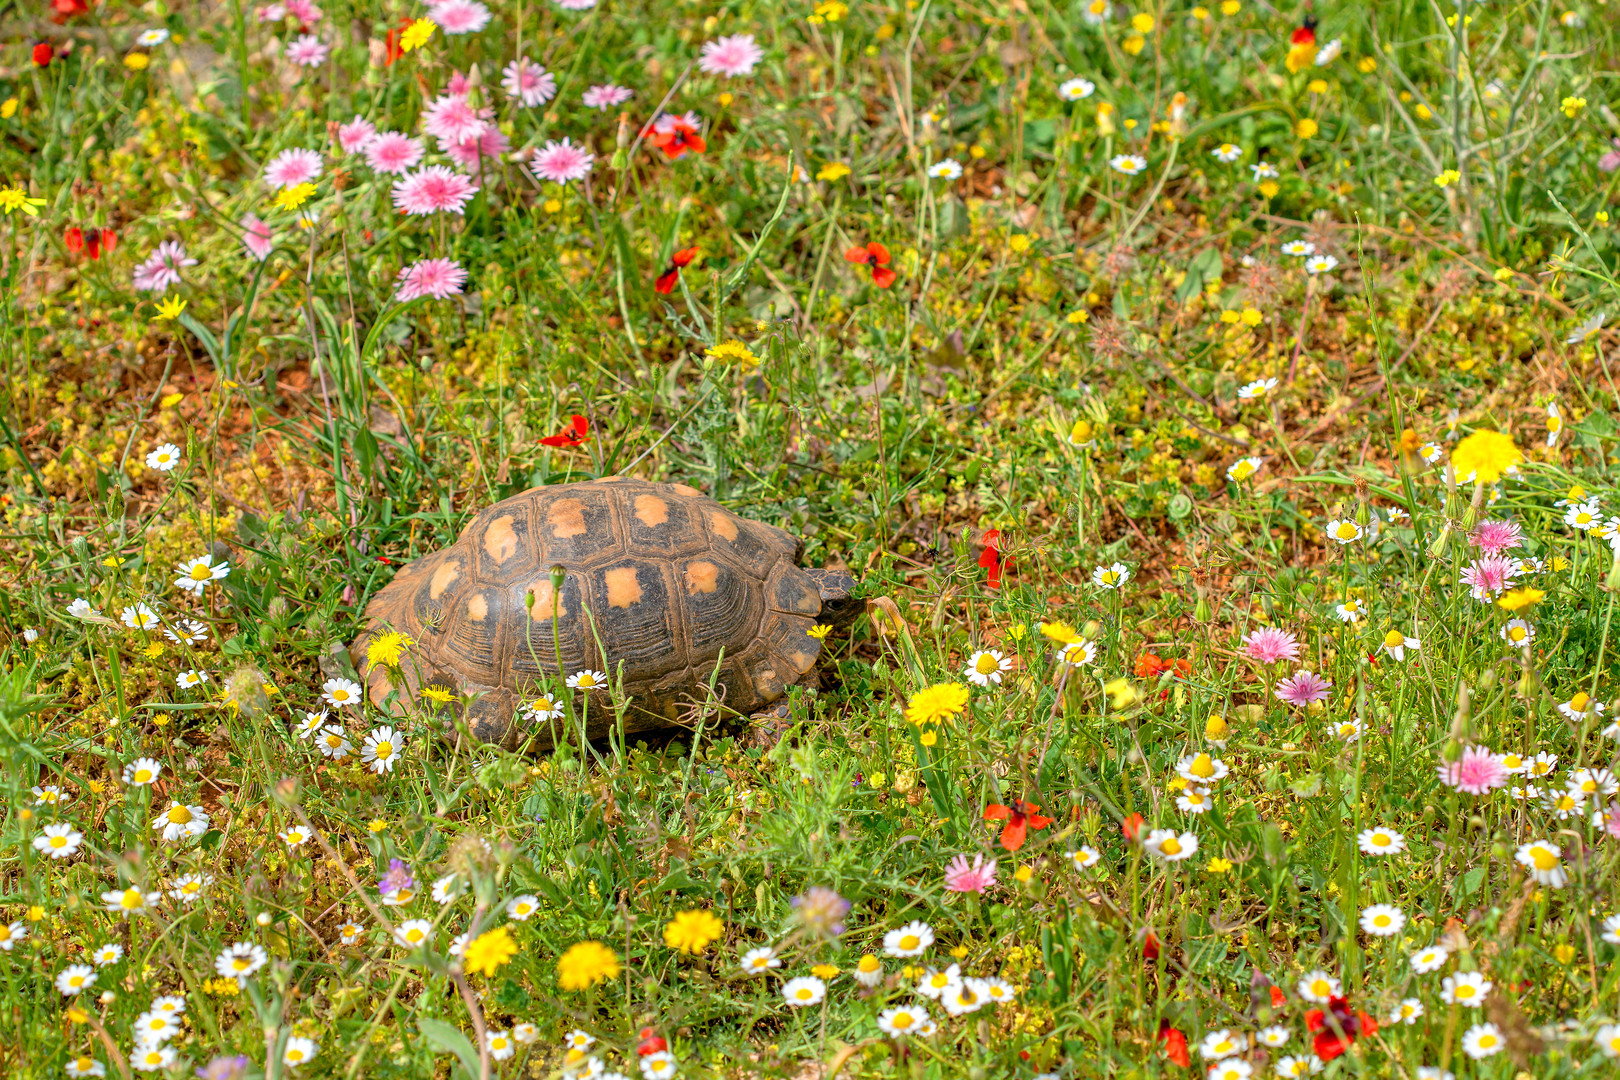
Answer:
974;654;999;674
892;1012;914;1029
120;891;141;909
190;565;210;581
232;958;251;971
70;975;85;987
332;688;351;701
1189;754;1215;778
1501;754;1522;769
1335;523;1357;539
1456;985;1474;998
50;836;66;848
1372;833;1390;846
287;1050;304;1062
859;955;880;972
1311;980;1329;996
166;806;193;825
1383;630;1404;648
134;769;152;783
1161;837;1182;855
795;987;813;1000
1531;847;1558;871
1571;692;1591;710
375;741;394;759
1582;779;1597;793
1374;915;1390;927
1510;627;1526;641
929;973;948;988
407;929;423;943
1479;1034;1497;1048
899;934;919;951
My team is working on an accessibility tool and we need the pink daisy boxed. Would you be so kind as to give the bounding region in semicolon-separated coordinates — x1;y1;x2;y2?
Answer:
1460;556;1517;601
553;0;596;9
1240;627;1301;665
442;127;510;172
942;853;997;894
582;84;633;110
1275;670;1332;708
240;214;274;261
393;258;468;303
264;147;323;190
1437;746;1508;796
501;58;557;108
530;139;595;184
391;166;480;215
446;69;472;96
336;116;377;155
132;241;197;292
365;132;425;175
1469;519;1525;556
428;0;491;34
255;4;286;22
1601;802;1620;840
698;33;764;78
285;34;329;67
283;0;322;24
422;93;487;146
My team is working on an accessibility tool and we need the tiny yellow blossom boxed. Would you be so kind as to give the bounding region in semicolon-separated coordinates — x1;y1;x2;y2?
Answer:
274;183;317;211
153;295;187;321
1296;118;1319;139
124;53;150;71
816;162;851;181
400;18;436;52
1561;96;1586;119
706;340;760;371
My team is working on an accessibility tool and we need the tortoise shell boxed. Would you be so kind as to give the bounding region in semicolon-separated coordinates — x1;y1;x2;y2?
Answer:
349;478;826;747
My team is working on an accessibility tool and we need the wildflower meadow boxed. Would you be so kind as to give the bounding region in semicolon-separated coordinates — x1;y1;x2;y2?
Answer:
6;0;1620;1077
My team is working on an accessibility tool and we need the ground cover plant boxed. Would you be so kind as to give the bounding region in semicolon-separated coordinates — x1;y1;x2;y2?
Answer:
3;0;1620;1076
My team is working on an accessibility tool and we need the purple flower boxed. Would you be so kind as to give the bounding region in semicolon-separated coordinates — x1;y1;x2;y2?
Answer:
1460;556;1517;601
196;1056;250;1080
1275;670;1332;708
378;858;414;895
792;886;850;938
530;139;595;184
393;258;468;303
132;241;197;292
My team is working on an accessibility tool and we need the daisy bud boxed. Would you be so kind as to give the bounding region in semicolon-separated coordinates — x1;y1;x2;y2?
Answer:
1194;596;1212;623
1476;665;1497;691
1354;477;1370;528
1426;522;1452;560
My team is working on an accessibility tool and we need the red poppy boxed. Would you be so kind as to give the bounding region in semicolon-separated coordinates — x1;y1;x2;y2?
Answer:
978;528;1003;588
654;246;699;295
983;798;1052;852
540;415;590;448
51;0;89;21
1291;16;1317;46
844;242;896;289
1142;930;1160;960
33;42;54;67
377;556;394;565
636;1028;667;1057
1157;1021;1191;1068
1305;997;1377;1062
1122;812;1146;842
1270;985;1287;1010
87;228;114;259
383;16;414;64
65;227;84;254
647;117;706;160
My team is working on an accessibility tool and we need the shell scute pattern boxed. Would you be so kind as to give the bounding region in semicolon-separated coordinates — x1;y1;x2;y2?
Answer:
354;478;828;745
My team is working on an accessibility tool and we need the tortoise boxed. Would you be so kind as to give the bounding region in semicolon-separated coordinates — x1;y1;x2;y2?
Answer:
349;477;862;747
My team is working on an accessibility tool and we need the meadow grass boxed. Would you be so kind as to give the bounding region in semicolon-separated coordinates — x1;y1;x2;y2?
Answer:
3;0;1620;1077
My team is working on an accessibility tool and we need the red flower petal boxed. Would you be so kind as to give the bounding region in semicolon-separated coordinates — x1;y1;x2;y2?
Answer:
843;245;872;265
871;265;897;289
866;241;892;265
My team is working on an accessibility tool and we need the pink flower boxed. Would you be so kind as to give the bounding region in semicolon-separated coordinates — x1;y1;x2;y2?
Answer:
132;241;196;292
502;58;556;108
1601;802;1620;839
264;148;322;190
582;84;633;110
1469;519;1525;556
336;116;377;155
393;258;468;302
446;69;472;96
1241;627;1301;665
442;127;510;171
240;214;274;261
283;0;322;24
553;0;596;9
391;166;479;215
1601;138;1620;174
428;0;491;34
1460;556;1517;601
699;33;764;78
1275;670;1332;708
285;34;329;67
1436;746;1508;796
942;853;998;894
530;138;595;184
422;93;487;146
255;4;286;22
365;132;425;175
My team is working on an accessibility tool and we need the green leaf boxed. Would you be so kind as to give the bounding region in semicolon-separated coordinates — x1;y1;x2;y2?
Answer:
417;1017;479;1080
177;312;222;363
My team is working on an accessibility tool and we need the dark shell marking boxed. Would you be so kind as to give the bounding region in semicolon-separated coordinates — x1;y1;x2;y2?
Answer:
350;478;824;748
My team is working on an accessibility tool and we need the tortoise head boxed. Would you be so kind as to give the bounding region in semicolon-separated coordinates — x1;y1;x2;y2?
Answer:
805;567;863;631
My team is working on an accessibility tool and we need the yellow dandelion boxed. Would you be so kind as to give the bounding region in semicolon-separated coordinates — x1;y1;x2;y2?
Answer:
904;683;970;726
